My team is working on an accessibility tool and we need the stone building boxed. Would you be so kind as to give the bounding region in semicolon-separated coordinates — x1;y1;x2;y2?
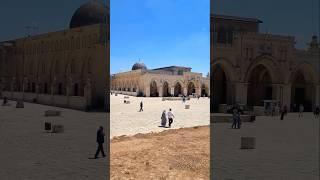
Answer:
0;1;109;111
111;63;210;97
211;14;320;112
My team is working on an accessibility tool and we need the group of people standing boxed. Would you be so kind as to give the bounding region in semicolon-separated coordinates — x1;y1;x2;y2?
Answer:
231;108;241;129
161;109;175;128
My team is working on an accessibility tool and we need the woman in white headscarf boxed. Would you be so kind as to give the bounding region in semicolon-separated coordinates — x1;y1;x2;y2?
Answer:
161;110;167;127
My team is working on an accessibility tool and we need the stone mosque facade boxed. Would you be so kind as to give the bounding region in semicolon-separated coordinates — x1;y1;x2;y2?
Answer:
211;14;320;112
111;63;210;98
0;1;109;111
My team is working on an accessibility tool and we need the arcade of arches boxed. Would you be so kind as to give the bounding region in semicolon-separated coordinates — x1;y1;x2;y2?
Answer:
0;1;109;111
111;64;210;97
210;14;320;113
211;61;319;112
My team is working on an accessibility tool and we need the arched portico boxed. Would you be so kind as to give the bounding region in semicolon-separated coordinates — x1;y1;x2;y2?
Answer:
174;82;182;97
211;59;235;111
150;81;158;97
187;82;196;96
162;81;170;97
289;64;317;111
246;64;273;106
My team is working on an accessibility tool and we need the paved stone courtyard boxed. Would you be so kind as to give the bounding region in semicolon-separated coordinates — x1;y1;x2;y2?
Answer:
110;94;210;138
212;113;319;180
0;100;108;180
0;97;318;179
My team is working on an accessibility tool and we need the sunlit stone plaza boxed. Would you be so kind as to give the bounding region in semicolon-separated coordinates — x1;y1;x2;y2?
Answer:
212;113;319;180
110;94;210;138
0;100;107;180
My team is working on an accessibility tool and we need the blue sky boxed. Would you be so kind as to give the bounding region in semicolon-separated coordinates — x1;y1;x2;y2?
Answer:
110;0;210;75
0;0;90;40
212;0;319;49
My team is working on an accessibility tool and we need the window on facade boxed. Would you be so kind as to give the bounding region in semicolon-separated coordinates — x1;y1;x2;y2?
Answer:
55;60;60;74
74;83;79;96
58;83;62;95
32;83;36;93
217;27;227;44
71;60;76;74
44;83;48;94
87;60;92;73
227;28;234;44
42;62;46;74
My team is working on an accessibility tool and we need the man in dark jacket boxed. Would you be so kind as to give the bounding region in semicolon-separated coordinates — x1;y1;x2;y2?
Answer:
95;126;106;159
139;101;143;112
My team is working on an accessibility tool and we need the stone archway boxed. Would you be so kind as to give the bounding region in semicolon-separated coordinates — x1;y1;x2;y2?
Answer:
187;82;196;96
290;68;316;112
212;65;229;109
247;64;273;106
150;81;158;97
74;83;79;96
162;81;170;97
174;82;182;97
201;84;208;97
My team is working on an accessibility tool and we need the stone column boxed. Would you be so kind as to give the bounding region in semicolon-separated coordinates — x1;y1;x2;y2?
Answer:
50;79;55;105
235;82;248;105
158;85;163;97
145;85;150;97
316;85;320;106
183;87;187;96
84;79;92;107
272;84;281;101
196;87;201;96
282;84;291;108
170;87;174;96
22;77;27;100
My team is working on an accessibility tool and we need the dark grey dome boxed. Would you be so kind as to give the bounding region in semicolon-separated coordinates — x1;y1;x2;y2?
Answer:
132;63;147;70
70;1;108;29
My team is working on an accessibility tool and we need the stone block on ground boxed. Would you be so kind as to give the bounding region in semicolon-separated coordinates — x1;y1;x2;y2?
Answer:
241;137;255;149
45;122;52;131
185;105;190;109
52;124;64;133
16;101;24;108
45;110;61;117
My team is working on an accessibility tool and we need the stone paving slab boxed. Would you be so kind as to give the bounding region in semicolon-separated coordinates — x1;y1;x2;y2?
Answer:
110;94;210;138
0;101;108;180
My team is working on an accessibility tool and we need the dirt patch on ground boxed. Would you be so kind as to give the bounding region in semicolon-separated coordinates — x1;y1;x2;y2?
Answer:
111;126;209;180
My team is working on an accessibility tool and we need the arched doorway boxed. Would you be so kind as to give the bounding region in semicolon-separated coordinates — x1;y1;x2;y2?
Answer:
174;82;182;97
150;81;158;97
247;64;272;106
212;65;228;110
162;82;170;97
201;84;208;97
291;70;315;112
187;82;195;96
74;83;79;96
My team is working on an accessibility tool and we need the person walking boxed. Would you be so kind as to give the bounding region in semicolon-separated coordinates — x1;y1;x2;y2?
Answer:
280;105;287;120
139;101;143;112
299;104;304;118
315;105;320;119
2;97;7;106
94;126;106;159
236;110;241;129
161;110;167;127
231;109;238;129
167;108;175;128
